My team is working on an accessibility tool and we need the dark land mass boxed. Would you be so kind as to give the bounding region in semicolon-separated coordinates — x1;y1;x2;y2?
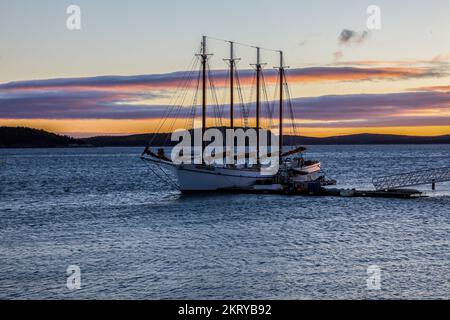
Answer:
1;126;450;148
0;127;80;148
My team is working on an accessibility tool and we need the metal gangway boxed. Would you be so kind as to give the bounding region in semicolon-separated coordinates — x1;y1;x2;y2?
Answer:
372;167;450;191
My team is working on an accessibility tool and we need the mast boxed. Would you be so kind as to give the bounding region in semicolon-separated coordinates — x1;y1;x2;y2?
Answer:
201;36;207;161
229;42;235;129
278;51;284;158
255;47;262;165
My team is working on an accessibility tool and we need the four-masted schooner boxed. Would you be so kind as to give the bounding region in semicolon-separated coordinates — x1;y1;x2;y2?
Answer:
141;36;323;192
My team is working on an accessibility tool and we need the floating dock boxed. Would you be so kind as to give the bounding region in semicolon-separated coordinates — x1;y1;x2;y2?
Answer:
219;182;424;199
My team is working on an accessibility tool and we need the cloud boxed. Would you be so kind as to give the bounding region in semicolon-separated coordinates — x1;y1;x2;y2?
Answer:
0;65;442;95
339;29;369;46
298;40;308;47
333;51;343;61
431;53;450;63
333;55;450;68
0;90;167;120
289;91;450;125
410;85;450;92
1;86;449;130
1;65;448;128
0;73;191;92
284;66;442;83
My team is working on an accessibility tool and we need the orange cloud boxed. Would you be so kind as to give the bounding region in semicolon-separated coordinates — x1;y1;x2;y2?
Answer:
431;53;450;63
413;85;450;92
0;66;442;95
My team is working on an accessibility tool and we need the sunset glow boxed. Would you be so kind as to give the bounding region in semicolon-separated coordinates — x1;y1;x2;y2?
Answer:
1;0;449;137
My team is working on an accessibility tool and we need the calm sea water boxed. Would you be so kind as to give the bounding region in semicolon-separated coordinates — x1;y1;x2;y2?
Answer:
0;145;449;299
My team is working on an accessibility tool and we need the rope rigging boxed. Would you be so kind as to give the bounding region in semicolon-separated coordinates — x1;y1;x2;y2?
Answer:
206;36;281;53
145;38;299;157
185;67;202;132
149;52;199;147
207;61;224;127
234;70;249;128
138;36;327;193
261;71;274;131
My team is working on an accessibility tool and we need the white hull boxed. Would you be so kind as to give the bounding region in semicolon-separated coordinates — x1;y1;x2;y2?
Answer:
176;165;273;191
141;156;324;192
141;156;273;191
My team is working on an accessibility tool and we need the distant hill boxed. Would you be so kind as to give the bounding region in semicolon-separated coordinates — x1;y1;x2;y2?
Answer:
0;127;84;148
83;133;172;147
283;133;450;145
1;127;449;148
84;131;450;146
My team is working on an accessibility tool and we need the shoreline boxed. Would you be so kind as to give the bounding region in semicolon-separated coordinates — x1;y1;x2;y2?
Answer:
2;142;450;150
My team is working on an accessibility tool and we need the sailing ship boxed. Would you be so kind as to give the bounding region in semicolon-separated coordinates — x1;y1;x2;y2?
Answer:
141;36;324;192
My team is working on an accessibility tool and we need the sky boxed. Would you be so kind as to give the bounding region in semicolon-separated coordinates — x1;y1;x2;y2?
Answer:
0;0;449;137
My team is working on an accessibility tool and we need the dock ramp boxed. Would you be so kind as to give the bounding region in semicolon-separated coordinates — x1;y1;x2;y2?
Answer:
372;167;450;191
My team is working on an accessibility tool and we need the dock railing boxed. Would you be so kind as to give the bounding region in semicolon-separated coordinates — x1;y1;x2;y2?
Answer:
372;167;450;191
